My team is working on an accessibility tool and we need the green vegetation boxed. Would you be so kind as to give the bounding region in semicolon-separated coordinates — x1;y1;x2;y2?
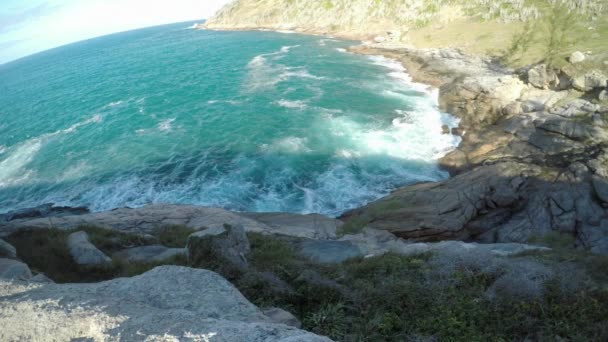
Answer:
5;225;190;283
7;228;608;340
197;233;608;341
154;224;196;248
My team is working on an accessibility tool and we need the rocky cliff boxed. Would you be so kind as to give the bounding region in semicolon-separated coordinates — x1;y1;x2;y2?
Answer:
204;0;608;254
204;0;608;67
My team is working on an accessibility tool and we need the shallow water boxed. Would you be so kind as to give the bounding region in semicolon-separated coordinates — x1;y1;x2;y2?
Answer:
0;22;459;216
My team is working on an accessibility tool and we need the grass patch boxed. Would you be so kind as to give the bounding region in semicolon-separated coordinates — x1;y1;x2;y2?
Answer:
337;217;369;236
8;228;608;340
5;227;187;283
153;225;196;248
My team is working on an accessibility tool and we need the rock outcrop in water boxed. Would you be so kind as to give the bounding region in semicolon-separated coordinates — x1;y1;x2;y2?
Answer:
340;46;608;254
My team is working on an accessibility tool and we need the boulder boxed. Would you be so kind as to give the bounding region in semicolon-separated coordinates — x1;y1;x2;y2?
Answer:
527;64;560;89
439;75;525;129
600;89;608;101
262;307;302;328
0;258;32;280
569;51;586;64
114;245;187;263
187;224;251;275
592;175;608;204
0;266;331;341
521;100;544;113
0;238;16;259
67;231;112;267
572;70;608;92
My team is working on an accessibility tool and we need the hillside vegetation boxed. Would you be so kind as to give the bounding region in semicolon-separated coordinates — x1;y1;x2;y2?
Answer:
206;0;608;68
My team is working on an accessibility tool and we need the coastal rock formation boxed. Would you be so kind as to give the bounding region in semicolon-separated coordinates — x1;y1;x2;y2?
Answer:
113;245;187;263
341;46;608;254
0;205;341;240
0;266;331;341
0;258;32;280
187;225;251;273
67;231;112;267
0;238;16;259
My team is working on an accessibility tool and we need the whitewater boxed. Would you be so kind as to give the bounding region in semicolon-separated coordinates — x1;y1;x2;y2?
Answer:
0;22;460;216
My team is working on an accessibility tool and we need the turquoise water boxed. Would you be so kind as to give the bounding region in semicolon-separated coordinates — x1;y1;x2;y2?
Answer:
0;22;459;216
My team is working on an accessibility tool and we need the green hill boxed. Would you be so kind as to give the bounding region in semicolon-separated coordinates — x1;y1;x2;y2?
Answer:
206;0;608;68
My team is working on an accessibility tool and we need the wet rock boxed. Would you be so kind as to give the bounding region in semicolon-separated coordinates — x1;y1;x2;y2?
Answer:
0;258;32;280
0;238;16;259
441;124;450;134
114;245;187;263
0;266;331;341
600;89;608;101
450;127;464;136
67;231;112;267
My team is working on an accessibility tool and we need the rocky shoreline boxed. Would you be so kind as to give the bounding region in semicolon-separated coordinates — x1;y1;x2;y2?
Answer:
1;25;608;341
340;44;608;255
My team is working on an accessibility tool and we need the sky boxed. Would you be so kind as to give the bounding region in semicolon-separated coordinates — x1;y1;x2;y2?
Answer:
0;0;231;64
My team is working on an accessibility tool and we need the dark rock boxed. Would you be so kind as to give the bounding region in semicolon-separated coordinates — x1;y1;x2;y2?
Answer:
450;127;464;136
592;175;608;204
441;125;450;134
0;238;16;259
187;224;251;274
0;204;89;222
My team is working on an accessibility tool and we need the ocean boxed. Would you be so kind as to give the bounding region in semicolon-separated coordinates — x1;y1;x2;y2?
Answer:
0;21;459;216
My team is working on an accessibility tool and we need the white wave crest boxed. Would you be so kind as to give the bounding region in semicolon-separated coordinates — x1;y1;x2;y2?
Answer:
275;100;308;109
0;114;102;188
158;118;176;132
263;137;311;154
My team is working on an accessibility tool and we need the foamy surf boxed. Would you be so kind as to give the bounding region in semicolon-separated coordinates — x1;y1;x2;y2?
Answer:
0;26;461;217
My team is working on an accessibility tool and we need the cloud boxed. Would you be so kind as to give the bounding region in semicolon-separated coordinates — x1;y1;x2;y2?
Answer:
0;3;63;33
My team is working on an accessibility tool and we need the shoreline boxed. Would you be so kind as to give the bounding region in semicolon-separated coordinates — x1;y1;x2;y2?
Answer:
2;25;608;254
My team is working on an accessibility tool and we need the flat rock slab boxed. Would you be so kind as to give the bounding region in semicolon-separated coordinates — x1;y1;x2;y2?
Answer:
0;205;341;241
114;245;186;263
0;266;331;341
0;258;32;280
243;212;341;240
299;240;364;264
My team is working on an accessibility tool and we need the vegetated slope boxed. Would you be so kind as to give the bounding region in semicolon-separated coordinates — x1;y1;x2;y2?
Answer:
205;0;608;67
